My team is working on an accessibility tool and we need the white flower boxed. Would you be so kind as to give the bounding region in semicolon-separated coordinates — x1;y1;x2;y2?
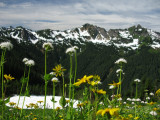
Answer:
115;58;127;64
127;98;131;101
51;77;59;83
131;102;134;104
146;97;150;100
136;98;141;102
42;42;53;51
109;85;115;89
144;101;148;104
66;47;76;55
116;69;123;73
141;101;144;103
97;81;102;84
149;92;154;96
150;111;157;116
25;60;35;66
22;58;29;63
117;98;122;101
50;72;56;76
134;79;141;83
0;42;13;51
132;98;136;102
73;46;79;50
123;102;126;104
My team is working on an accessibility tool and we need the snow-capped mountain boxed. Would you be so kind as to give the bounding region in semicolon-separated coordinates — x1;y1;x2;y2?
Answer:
0;23;160;50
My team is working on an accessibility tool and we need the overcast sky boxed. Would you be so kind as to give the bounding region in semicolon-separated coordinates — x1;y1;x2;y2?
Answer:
0;0;160;31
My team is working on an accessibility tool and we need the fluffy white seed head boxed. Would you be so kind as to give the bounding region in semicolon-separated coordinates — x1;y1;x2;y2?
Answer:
0;42;13;51
115;58;127;64
42;42;53;51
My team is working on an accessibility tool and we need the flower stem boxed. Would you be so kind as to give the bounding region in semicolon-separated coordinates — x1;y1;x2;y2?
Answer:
17;65;26;106
69;55;73;118
21;66;31;117
53;82;55;119
43;50;47;120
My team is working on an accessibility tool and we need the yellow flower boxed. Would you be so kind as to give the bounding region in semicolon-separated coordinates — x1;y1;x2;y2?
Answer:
153;108;158;111
148;102;156;105
96;89;106;95
73;75;93;86
53;64;66;77
4;74;15;81
37;101;43;104
33;118;37;120
9;102;16;106
134;117;139;120
155;89;160;96
97;108;119;116
56;107;61;111
128;114;133;118
77;103;85;107
108;81;121;87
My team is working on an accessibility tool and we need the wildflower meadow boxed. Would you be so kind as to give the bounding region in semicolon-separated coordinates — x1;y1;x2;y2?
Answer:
0;41;160;120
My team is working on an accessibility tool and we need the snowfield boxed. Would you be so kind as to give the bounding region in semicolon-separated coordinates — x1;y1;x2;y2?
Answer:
6;95;79;109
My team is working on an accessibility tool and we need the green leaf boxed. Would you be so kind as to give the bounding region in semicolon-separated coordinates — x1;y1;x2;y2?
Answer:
51;97;57;103
20;77;28;83
44;74;52;82
59;96;66;108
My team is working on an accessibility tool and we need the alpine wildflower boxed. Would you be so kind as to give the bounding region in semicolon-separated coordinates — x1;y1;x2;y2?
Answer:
134;79;141;83
0;42;13;51
51;77;59;83
42;42;53;51
25;59;35;67
52;64;66;77
115;58;127;64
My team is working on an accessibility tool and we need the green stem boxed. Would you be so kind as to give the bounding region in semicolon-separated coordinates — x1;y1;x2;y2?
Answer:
43;50;47;120
72;51;77;100
53;82;55;119
136;83;138;99
21;66;31;117
69;55;73;118
17;65;26;106
1;50;5;120
119;64;122;95
62;75;65;97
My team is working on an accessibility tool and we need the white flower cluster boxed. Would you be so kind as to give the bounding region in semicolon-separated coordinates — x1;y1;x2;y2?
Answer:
134;79;141;83
42;42;53;51
51;77;59;83
115;58;127;64
23;58;35;67
150;111;157;116
0;42;13;51
66;46;79;55
126;98;141;102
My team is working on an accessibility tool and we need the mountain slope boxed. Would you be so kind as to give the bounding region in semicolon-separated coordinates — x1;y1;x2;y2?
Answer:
0;23;160;98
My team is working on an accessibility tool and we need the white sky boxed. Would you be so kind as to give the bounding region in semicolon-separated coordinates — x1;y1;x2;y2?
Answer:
0;0;160;31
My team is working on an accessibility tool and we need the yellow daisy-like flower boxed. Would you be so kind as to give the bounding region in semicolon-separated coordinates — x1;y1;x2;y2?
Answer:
155;89;160;96
108;81;121;87
77;103;85;107
134;117;139;120
4;74;15;81
53;64;66;77
97;108;119;116
96;89;106;95
128;114;133;118
73;75;93;86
